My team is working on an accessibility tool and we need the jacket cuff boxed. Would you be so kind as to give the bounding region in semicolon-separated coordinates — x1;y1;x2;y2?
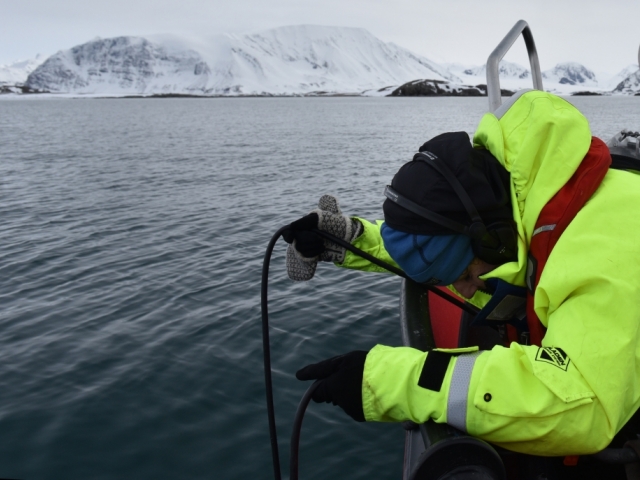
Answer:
338;218;399;272
362;345;462;423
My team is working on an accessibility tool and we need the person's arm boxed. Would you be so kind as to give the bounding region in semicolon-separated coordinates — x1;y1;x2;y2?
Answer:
362;341;609;456
337;217;400;274
297;278;626;457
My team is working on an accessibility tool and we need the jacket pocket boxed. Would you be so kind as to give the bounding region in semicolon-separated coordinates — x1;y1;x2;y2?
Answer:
472;344;595;418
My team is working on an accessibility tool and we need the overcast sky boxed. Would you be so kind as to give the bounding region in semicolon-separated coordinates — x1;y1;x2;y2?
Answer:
2;0;639;75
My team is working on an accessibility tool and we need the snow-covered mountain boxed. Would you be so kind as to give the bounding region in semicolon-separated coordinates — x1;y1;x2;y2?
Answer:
0;55;45;85
448;59;637;95
25;26;456;96
542;62;597;86
461;60;530;79
449;59;594;94
613;69;640;94
600;64;639;91
8;26;639;96
26;37;209;94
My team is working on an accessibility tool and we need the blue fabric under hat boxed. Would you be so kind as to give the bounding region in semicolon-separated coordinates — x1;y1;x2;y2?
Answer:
381;222;474;286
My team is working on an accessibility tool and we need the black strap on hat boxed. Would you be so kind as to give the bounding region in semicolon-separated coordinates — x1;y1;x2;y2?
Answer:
384;151;492;243
383;185;468;235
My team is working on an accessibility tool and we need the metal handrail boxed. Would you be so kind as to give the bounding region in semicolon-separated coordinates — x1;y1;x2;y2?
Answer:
487;20;543;112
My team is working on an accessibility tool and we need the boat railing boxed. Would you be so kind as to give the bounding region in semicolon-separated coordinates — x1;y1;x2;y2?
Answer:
486;19;543;112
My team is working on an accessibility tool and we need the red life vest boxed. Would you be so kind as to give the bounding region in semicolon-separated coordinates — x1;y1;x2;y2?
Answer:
525;137;612;346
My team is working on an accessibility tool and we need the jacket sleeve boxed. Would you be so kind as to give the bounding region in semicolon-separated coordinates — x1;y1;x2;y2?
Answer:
337;217;400;274
362;342;613;456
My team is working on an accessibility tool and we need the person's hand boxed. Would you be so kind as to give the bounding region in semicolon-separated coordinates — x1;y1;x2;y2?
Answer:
296;350;368;422
283;195;362;281
607;129;640;159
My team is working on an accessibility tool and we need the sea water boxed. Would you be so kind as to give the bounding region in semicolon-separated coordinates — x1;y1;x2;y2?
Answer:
0;95;638;480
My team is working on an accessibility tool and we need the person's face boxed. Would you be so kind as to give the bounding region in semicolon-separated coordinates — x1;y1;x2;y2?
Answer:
451;257;497;299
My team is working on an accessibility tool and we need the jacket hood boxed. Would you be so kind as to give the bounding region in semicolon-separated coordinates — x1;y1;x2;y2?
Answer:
471;90;592;292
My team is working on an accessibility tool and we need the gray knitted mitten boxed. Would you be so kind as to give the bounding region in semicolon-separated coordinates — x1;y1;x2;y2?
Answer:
286;195;363;281
286;246;318;282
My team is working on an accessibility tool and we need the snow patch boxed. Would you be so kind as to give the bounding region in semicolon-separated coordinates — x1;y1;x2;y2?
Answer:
0;54;45;85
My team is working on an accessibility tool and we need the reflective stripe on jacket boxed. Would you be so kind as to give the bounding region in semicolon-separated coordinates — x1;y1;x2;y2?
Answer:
345;91;640;455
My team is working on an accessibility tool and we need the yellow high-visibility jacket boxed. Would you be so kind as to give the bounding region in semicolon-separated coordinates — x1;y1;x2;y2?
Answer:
341;91;640;455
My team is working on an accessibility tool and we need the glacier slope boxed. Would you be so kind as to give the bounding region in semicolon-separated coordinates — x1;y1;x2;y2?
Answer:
26;26;456;96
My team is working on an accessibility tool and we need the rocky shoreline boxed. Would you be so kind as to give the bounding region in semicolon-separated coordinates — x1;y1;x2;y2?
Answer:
0;84;48;94
1;80;636;98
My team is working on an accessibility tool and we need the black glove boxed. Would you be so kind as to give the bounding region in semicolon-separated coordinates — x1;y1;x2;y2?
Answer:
282;213;324;258
283;195;363;281
296;350;368;422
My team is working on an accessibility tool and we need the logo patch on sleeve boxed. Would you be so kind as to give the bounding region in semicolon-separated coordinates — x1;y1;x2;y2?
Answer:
535;347;570;371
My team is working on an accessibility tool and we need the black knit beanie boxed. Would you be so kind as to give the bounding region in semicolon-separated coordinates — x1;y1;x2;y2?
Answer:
383;132;512;236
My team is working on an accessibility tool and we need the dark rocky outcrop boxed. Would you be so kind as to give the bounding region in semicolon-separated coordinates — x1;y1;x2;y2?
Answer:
0;84;49;94
389;79;514;97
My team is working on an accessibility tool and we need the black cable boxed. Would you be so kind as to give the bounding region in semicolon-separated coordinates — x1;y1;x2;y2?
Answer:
261;226;289;480
262;226;480;480
312;229;480;316
290;381;321;480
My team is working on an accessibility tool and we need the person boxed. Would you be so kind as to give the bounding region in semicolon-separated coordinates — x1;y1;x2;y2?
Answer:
283;89;640;456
